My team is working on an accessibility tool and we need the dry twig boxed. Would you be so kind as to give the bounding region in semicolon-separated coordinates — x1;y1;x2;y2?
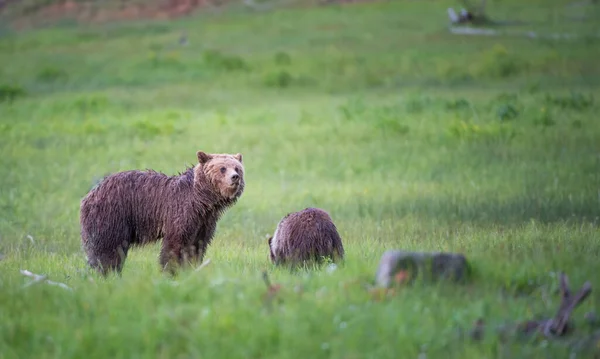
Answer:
194;258;212;272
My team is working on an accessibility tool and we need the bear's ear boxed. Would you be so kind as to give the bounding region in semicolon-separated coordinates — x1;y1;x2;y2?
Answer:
197;151;213;164
234;153;243;163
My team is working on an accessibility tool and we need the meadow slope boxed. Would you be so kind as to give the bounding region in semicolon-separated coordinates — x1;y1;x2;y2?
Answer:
1;0;600;358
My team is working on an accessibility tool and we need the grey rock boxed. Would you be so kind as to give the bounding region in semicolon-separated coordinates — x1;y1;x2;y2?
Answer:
375;250;470;287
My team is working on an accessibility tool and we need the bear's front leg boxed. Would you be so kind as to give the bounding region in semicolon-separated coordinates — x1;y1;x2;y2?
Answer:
159;235;205;275
192;240;209;267
159;236;184;276
178;235;208;270
192;223;215;268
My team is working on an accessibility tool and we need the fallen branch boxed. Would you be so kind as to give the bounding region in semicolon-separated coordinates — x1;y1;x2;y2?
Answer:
518;272;592;338
449;25;600;40
20;269;72;291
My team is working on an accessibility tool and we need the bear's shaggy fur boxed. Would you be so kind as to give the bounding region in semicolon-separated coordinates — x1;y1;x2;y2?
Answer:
268;207;345;267
80;151;245;276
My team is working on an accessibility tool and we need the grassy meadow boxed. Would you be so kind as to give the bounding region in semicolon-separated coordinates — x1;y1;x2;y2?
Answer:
1;0;600;357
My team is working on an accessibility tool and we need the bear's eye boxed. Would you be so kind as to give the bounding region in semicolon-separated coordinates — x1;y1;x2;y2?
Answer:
220;167;226;174
235;167;240;173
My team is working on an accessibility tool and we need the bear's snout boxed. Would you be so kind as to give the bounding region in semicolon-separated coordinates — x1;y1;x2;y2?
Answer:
231;173;240;183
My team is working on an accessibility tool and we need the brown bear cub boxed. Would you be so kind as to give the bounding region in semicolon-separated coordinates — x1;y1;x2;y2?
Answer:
80;151;245;276
268;207;345;268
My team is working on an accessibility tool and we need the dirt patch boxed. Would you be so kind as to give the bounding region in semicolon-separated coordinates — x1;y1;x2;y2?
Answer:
2;0;228;30
1;0;382;29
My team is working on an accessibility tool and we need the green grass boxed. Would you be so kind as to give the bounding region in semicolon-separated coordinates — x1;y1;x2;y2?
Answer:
1;0;600;358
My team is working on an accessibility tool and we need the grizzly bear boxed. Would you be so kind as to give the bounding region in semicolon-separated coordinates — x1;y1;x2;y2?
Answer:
80;151;245;276
268;207;345;268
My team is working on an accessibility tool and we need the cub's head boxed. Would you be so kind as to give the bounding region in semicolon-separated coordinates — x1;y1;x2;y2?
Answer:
195;151;245;201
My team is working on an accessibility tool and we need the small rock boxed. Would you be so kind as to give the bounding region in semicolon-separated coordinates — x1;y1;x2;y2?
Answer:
375;250;470;287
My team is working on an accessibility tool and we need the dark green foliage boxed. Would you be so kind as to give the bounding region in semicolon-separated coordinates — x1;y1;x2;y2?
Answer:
544;92;594;111
0;84;26;103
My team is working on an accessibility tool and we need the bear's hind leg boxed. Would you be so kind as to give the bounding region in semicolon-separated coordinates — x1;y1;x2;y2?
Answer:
80;203;132;277
85;240;129;277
